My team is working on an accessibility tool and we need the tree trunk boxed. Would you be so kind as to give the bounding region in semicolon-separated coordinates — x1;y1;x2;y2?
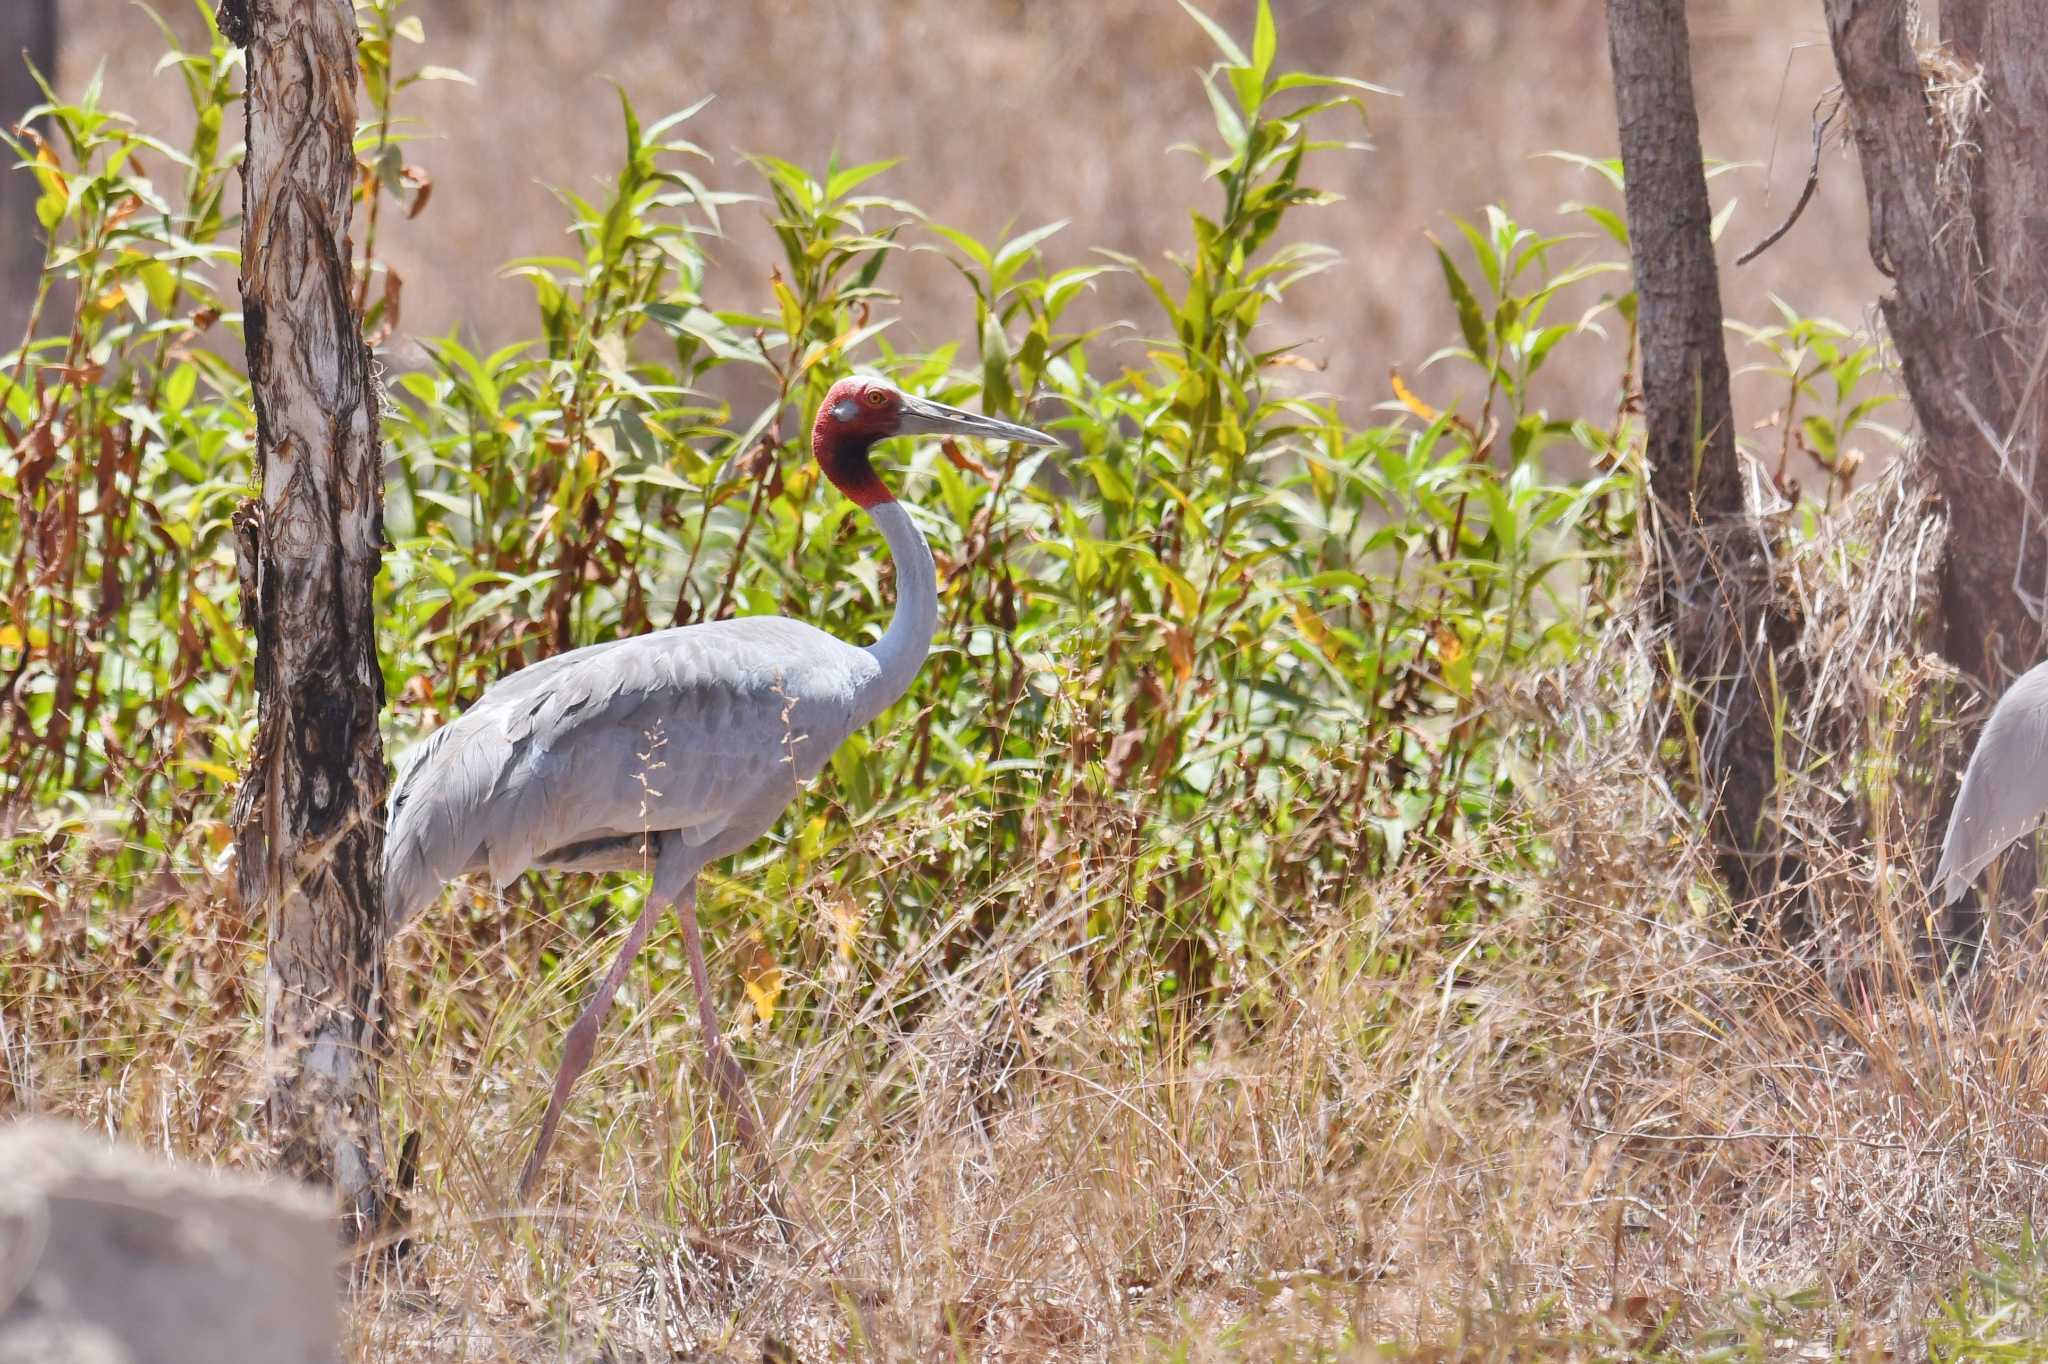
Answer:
1823;0;2048;689
1;0;57;344
1608;0;1795;917
222;0;393;1243
1823;0;2048;940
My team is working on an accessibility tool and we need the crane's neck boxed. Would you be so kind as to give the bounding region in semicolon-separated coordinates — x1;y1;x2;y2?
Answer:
859;498;937;723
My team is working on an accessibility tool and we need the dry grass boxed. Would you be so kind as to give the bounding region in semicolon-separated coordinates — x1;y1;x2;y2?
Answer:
10;467;2048;1361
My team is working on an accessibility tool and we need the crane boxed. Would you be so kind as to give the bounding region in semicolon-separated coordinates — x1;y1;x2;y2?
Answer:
1935;657;2048;905
382;377;1059;1202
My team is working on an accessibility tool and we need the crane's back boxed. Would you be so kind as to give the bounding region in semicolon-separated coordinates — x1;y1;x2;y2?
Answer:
382;617;880;927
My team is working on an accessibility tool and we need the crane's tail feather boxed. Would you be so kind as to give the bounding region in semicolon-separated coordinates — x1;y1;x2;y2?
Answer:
381;723;475;931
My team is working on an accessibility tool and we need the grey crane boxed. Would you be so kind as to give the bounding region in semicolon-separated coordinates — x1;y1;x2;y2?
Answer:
1713;649;2048;909
383;376;1059;1200
1935;657;2048;905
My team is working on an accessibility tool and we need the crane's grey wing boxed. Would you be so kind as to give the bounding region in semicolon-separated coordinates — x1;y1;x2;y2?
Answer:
382;619;877;929
1935;659;2048;903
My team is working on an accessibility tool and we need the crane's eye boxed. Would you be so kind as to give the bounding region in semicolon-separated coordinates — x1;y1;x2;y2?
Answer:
830;398;859;422
862;387;891;409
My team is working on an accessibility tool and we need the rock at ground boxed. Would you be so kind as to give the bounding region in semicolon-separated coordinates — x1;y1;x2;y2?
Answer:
0;1119;337;1364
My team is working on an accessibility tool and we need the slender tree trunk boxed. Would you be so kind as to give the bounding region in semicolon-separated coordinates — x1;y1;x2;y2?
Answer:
1823;0;2048;689
221;0;393;1242
1608;0;1795;917
1;0;57;343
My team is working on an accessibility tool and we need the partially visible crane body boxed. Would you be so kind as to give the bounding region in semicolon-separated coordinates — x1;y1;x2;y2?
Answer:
383;378;1059;1206
1935;657;2048;906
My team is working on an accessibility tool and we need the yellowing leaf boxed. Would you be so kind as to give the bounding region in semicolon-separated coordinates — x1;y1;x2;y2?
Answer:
175;758;241;784
1433;624;1473;697
1291;601;1344;666
1390;367;1440;423
0;625;22;650
1262;352;1319;372
739;930;782;1025
1391;367;1491;456
1165;624;1194;686
1432;622;1463;666
828;891;863;962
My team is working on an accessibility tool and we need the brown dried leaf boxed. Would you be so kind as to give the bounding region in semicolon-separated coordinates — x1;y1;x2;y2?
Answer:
1106;727;1147;782
941;437;992;479
1262;352;1321;371
400;163;433;219
736;439;777;482
1165;624;1194;685
364;267;403;347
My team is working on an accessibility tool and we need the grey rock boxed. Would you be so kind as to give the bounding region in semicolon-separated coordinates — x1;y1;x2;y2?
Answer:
0;1120;338;1364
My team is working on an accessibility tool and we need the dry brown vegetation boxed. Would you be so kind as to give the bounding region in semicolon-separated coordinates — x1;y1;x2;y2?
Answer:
15;464;2048;1360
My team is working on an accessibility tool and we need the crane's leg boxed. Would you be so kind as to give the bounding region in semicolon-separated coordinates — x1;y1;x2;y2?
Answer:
674;880;807;1244
516;883;667;1201
674;878;767;1151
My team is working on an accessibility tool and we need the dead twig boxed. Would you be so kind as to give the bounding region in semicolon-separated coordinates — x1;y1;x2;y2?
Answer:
1738;91;1841;266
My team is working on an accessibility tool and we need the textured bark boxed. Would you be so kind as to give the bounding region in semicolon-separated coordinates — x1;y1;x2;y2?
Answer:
1;0;57;343
223;0;393;1242
1822;0;2048;937
1823;0;2048;686
1608;0;1794;913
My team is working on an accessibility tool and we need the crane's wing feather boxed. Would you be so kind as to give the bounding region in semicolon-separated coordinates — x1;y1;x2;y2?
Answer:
383;618;877;928
1935;659;2048;903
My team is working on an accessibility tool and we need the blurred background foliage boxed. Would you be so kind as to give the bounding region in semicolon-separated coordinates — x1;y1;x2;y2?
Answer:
0;0;1683;1052
18;0;1880;450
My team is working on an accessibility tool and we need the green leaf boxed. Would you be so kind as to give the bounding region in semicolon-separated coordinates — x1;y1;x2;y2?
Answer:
1270;71;1396;97
826;157;902;202
1200;71;1245;152
1083;455;1134;506
1177;0;1248;65
1800;414;1837;461
1709;195;1738;244
1432;239;1490;364
1540;149;1625;193
991;220;1067;296
927;222;994;273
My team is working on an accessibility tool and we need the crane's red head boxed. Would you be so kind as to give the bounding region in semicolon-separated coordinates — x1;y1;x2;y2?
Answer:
811;376;1061;508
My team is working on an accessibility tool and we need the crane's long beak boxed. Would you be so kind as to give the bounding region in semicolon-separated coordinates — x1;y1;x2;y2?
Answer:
896;393;1061;447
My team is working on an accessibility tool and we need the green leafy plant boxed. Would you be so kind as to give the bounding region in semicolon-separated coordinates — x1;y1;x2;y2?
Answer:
1;0;1645;1062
